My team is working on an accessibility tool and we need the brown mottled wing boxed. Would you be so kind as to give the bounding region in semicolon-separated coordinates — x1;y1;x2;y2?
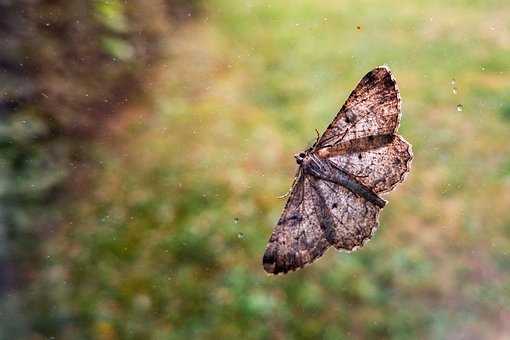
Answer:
263;172;331;274
308;177;381;251
317;66;401;148
327;135;412;193
316;66;412;193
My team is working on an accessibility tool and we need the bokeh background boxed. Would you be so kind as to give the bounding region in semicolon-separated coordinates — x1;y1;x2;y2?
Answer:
1;0;510;339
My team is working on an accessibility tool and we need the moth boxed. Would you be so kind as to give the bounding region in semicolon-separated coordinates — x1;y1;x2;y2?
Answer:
262;66;413;274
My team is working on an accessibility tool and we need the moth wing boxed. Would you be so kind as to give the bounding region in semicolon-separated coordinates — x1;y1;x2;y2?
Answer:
317;65;401;147
316;66;412;194
309;176;382;251
262;173;331;274
326;135;412;194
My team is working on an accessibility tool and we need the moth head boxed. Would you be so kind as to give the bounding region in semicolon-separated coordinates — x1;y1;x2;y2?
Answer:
294;152;306;164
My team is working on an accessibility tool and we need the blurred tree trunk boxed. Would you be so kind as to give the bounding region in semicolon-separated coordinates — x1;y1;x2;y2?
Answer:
0;1;35;337
0;0;199;337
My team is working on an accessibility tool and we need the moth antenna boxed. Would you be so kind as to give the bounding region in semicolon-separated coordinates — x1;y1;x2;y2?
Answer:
310;128;321;148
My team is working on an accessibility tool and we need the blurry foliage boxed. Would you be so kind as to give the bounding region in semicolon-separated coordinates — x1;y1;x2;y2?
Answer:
2;0;510;339
0;0;199;337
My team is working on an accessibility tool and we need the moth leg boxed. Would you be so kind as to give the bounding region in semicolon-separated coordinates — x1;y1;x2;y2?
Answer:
277;168;302;199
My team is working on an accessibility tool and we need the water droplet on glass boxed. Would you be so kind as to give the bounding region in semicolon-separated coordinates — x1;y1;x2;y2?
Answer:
237;232;245;239
234;217;239;224
356;25;361;31
456;104;463;112
452;87;458;95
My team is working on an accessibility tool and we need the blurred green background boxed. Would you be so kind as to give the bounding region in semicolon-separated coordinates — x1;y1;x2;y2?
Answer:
1;0;510;339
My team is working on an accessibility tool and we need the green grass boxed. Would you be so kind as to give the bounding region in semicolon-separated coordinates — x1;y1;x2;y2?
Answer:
35;0;510;339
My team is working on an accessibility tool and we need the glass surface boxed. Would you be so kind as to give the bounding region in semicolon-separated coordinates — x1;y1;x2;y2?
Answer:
1;0;509;338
